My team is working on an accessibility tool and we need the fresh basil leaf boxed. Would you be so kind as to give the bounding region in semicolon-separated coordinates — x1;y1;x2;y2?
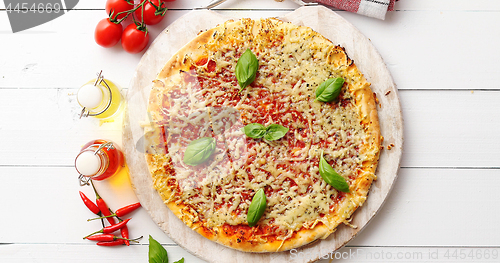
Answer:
247;188;266;227
264;124;289;141
242;123;289;141
173;258;184;263
183;137;216;166
235;48;259;91
315;77;344;102
242;123;267;139
319;154;350;193
149;235;168;263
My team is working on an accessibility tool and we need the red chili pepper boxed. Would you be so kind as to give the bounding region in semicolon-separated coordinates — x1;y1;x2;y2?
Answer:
96;198;116;225
83;218;131;239
121;225;130;246
102;218;130;234
86;233;142;243
91;181;116;225
79;191;101;215
85;180;141;247
96;240;125;246
86;234;118;242
115;203;141;217
88;202;141;221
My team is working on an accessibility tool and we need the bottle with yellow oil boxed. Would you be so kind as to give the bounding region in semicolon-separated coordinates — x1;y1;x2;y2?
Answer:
77;71;123;119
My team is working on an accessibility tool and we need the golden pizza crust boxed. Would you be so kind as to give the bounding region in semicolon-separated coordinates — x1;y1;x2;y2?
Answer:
145;18;381;253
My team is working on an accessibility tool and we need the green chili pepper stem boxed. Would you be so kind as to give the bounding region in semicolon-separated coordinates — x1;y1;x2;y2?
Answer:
115;235;143;243
83;229;103;240
90;180;101;200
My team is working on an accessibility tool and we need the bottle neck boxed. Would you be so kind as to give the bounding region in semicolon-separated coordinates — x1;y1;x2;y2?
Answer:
79;144;110;178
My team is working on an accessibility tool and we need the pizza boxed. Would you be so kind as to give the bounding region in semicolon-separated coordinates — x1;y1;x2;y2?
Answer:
143;17;381;252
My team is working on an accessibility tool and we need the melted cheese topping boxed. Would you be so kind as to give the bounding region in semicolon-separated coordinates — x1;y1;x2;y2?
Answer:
148;18;378;241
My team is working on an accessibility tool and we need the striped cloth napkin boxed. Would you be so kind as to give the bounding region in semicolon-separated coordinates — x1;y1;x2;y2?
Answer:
313;0;398;20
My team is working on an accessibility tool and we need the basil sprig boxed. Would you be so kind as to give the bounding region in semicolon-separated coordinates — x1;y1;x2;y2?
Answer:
247;188;267;227
242;123;289;141
319;152;350;193
149;235;168;263
148;235;184;263
315;77;345;102
264;124;289;141
235;48;259;92
183;137;216;166
241;123;267;138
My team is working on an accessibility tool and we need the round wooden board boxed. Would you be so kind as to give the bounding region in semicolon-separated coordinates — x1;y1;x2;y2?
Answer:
123;6;403;263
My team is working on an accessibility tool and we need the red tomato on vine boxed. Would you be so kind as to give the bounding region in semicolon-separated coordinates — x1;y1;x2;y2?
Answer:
94;18;123;48
134;0;168;25
121;23;150;53
106;0;133;20
96;0;177;50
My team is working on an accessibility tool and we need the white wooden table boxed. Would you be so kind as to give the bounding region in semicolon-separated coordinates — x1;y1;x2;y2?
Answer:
1;0;500;262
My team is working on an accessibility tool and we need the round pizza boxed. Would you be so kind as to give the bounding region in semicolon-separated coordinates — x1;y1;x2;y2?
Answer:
144;17;381;252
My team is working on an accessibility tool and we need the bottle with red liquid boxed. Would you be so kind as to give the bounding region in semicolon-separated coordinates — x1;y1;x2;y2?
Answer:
75;139;124;185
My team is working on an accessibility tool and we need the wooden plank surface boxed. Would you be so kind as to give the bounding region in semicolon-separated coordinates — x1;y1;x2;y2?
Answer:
0;167;496;245
2;243;500;262
1;7;500;90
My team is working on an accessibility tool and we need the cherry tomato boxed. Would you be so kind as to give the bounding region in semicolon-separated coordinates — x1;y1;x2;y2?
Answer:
121;24;150;53
95;18;123;48
134;0;168;25
106;0;133;20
